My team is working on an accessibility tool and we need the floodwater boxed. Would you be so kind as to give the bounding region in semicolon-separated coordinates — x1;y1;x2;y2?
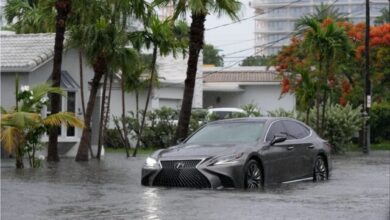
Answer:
1;151;389;220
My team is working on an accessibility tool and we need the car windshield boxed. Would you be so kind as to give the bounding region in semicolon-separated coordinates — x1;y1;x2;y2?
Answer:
185;122;265;144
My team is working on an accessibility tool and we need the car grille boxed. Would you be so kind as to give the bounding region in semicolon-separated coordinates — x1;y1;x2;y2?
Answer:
153;160;211;188
160;160;201;169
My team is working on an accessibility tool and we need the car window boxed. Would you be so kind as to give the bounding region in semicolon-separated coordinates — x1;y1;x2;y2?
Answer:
266;121;286;141
282;120;310;139
185;122;265;144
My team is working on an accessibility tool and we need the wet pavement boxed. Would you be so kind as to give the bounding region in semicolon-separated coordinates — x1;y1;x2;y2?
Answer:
1;151;389;220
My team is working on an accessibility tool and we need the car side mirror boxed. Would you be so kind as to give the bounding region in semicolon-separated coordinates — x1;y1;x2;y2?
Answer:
270;135;287;146
176;138;185;144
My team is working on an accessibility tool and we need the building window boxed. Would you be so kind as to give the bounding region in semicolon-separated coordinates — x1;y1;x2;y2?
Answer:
45;91;77;138
66;91;76;137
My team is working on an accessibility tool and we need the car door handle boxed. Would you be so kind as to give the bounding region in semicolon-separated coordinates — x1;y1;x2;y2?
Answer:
308;145;315;149
287;146;294;151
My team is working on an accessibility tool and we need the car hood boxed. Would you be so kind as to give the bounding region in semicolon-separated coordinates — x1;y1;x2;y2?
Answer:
157;143;254;159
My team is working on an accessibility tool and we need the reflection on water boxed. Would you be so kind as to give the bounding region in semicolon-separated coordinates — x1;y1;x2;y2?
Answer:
143;188;161;220
1;152;389;220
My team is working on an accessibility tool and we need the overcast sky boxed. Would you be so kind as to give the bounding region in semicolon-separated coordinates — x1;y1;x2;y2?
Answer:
204;0;255;66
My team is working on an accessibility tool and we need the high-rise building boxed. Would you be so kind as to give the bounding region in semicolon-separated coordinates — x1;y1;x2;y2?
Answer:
252;0;388;56
0;0;6;28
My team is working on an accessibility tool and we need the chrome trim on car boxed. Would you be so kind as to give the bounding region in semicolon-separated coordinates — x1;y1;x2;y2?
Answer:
282;177;313;184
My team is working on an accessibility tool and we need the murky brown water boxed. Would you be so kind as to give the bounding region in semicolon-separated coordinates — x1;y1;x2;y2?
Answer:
1;151;389;220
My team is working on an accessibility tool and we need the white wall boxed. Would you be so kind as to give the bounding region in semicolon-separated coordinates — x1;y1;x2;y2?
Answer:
203;84;295;115
156;53;203;108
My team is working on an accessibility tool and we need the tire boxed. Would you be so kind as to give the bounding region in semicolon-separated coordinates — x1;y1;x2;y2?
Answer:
244;159;263;189
313;155;328;182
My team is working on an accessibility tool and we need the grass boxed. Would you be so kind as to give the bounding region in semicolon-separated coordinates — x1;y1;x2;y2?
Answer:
105;147;157;156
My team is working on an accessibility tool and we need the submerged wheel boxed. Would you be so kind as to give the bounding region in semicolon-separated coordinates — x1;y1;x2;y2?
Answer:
313;156;328;182
244;160;263;189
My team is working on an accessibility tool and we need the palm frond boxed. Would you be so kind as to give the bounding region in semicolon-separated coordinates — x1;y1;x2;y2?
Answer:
1;126;22;154
43;112;84;128
1;112;40;128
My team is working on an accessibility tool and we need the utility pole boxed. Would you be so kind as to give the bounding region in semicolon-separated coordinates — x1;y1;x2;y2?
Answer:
363;0;371;154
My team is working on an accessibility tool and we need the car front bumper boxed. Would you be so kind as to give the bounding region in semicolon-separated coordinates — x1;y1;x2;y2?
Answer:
141;158;246;188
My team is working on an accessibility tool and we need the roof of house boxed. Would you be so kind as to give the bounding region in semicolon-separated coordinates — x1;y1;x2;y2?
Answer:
1;33;55;72
203;66;280;83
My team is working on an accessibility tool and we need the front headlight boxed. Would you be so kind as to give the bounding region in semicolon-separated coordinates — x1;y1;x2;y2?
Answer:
211;153;244;165
144;157;160;169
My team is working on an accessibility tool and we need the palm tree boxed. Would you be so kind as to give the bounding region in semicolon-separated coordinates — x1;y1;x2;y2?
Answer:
157;0;241;141
297;17;352;135
70;0;143;161
1;82;84;168
295;3;346;32
47;0;71;162
4;0;55;33
129;14;188;156
374;8;390;25
294;70;317;123
5;0;72;162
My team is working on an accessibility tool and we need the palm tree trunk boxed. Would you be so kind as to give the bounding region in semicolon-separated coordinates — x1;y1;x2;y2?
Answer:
97;72;108;159
121;75;130;157
321;60;331;135
79;51;86;117
76;55;106;161
135;89;139;121
105;73;113;129
133;46;158;157
78;50;94;158
15;145;24;169
47;0;71;162
175;13;205;141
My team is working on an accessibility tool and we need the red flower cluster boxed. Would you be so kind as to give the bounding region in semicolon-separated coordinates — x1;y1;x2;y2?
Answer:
339;79;351;106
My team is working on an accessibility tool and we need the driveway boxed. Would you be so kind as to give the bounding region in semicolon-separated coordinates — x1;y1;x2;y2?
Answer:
1;151;389;220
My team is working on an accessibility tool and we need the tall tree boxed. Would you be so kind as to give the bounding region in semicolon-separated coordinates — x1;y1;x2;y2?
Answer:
5;0;71;161
296;2;345;30
203;44;223;66
47;0;71;162
130;14;188;157
4;0;55;33
240;55;273;66
299;18;351;135
70;0;143;161
374;8;390;26
161;0;241;141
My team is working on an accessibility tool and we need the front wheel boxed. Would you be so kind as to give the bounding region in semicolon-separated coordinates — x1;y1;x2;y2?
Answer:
313;156;328;182
244;160;263;189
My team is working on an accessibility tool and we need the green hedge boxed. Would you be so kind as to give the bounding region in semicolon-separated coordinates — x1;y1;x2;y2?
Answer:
370;102;390;143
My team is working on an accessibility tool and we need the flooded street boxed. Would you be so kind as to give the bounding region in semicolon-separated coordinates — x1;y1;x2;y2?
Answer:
1;151;389;220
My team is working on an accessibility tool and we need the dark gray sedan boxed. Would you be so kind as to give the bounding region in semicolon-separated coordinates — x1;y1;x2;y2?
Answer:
141;117;331;189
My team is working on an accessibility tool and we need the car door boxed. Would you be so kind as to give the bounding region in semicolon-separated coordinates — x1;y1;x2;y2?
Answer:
262;121;296;182
282;120;314;179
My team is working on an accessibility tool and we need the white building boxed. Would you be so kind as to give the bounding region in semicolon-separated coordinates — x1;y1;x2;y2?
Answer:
203;66;295;115
0;0;5;27
252;0;389;56
0;33;201;156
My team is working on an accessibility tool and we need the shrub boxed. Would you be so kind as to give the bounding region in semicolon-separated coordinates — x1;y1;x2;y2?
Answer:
314;104;363;153
104;128;124;149
267;108;304;121
370;102;390;143
142;107;178;148
241;104;261;117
